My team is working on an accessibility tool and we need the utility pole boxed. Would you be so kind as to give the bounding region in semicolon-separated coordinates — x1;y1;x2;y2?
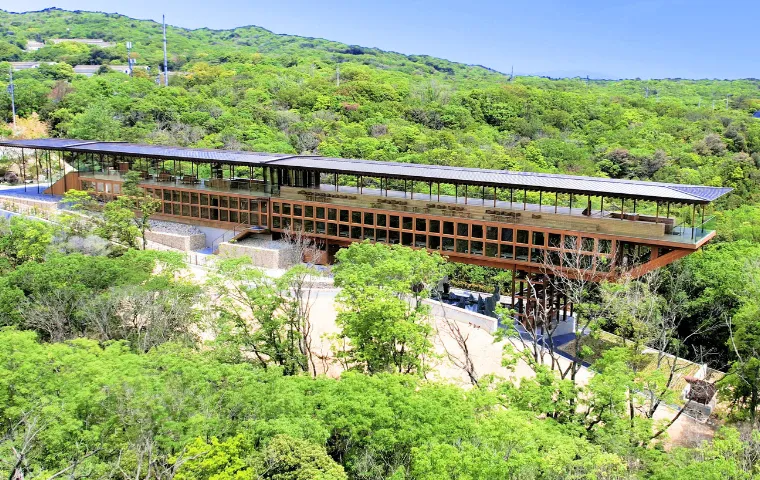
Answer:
336;64;340;87
162;14;169;86
126;41;133;77
8;65;15;127
509;65;514;82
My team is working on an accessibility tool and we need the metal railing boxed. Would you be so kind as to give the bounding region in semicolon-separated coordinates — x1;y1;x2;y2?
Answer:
209;222;250;252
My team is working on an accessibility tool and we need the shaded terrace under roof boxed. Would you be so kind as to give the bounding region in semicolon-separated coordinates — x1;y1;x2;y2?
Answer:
0;138;732;204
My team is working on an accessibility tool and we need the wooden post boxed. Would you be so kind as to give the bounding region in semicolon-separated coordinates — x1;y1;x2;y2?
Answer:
555;192;558;214
494;186;497;207
464;184;468;205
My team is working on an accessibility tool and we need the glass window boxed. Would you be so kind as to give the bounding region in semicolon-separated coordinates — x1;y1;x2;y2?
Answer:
485;243;498;257
516;246;529;261
351;226;362;239
429;236;441;250
172;203;180;215
220;210;228;222
282;203;291;215
163;203;171;214
191;206;199;217
340;209;349;222
230;197;239;209
403;217;413;230
230;211;239;223
548;233;561;248
305;220;314;233
531;248;544;263
471;224;483;238
457;223;469;236
273;217;281;228
533;231;545;246
172;191;180;202
442;237;455;251
201;207;209;219
470;241;484;255
389;230;400;244
181;191;190;204
221;196;229;209
305;205;313;217
260;202;267;213
516;230;529;244
402;232;413;246
250;214;259;225
376;229;388;243
200;194;209;205
390;216;400;229
443;221;455;235
598;239;612;254
239;198;248;210
352;211;361;224
316;207;325;219
486;226;498;240
416;218;426;231
339;224;349;238
327;223;337;236
415;234;427;248
500;245;513;259
294;204;302;216
456;239;469;253
582;237;595;252
548;250;561;266
328;208;337;221
316;222;326;234
376;214;386;227
191;192;199;204
364;228;375;240
240;212;248;224
565;235;579;250
364;212;374;225
273;202;280;214
250;201;259;212
429;220;440;233
501;228;513;242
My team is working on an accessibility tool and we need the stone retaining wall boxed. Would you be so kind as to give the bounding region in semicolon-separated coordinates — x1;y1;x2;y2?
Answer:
423;298;498;333
144;230;206;251
218;242;298;269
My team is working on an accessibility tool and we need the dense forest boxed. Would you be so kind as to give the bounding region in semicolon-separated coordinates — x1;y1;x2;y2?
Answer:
1;7;760;479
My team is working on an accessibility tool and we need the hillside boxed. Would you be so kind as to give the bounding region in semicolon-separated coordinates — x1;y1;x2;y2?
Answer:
0;8;759;211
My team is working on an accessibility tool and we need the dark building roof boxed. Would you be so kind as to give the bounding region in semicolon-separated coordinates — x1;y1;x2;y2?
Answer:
0;138;732;203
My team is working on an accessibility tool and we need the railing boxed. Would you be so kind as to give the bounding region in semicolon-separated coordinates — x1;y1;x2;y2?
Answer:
210;222;250;252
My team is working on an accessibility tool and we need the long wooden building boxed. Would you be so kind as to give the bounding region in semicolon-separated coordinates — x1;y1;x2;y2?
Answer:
1;139;731;286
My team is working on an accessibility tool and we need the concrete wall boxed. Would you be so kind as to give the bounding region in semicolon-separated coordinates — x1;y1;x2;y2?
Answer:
423;298;498;333
218;242;298;270
144;230;206;252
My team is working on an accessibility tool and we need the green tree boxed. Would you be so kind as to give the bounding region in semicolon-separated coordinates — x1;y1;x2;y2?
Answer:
332;242;446;374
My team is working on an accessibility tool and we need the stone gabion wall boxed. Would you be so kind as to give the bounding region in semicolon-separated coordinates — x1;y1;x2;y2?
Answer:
218;242;298;269
144;230;206;251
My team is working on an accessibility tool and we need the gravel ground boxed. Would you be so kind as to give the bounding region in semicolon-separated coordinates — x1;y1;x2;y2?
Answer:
148;219;202;235
236;236;292;249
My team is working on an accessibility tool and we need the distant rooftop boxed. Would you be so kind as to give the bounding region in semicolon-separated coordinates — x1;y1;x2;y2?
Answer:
0;138;732;203
50;38;116;47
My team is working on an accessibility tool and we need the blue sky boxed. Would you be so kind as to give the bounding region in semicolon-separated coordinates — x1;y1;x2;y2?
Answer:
7;0;760;79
